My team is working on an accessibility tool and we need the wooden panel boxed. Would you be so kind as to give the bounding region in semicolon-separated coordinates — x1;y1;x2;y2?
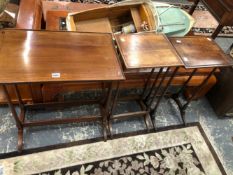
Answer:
202;0;225;21
46;11;68;31
139;4;155;31
115;33;183;69
42;1;106;21
130;7;143;32
223;0;233;9
0;30;124;84
16;0;42;29
169;36;233;68
75;18;112;33
207;67;233;116
0;85;33;104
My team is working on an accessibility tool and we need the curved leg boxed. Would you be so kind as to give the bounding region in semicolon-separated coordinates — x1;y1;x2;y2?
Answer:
17;129;23;153
144;113;154;131
108;119;113;139
102;124;108;142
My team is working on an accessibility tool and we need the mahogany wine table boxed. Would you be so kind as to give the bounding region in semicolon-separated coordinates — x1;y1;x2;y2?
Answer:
0;29;124;152
112;33;183;134
169;36;233;124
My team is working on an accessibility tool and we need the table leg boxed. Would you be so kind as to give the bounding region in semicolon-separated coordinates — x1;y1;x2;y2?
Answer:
14;84;26;123
150;67;179;117
147;67;170;111
141;68;155;99
2;85;24;152
183;68;217;109
103;82;114;141
108;81;120;138
189;0;200;15
173;68;217;125
143;68;164;102
172;68;198;99
212;24;223;39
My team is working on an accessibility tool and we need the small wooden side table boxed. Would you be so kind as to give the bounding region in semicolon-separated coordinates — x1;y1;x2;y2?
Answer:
169;36;233;124
111;33;183;134
0;29;124;152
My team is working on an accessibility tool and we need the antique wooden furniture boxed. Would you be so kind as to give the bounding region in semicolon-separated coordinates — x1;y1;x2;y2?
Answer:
44;9;217;103
0;29;124;152
169;36;233;124
0;1;217;105
66;2;155;33
207;67;233;116
189;0;233;39
111;33;183;134
0;0;44;105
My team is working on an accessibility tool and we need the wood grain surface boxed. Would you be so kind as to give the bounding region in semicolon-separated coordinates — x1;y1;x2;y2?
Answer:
169;36;233;68
0;30;124;84
115;33;183;69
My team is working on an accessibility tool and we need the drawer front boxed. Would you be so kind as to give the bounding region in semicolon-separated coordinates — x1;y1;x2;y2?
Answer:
202;0;226;21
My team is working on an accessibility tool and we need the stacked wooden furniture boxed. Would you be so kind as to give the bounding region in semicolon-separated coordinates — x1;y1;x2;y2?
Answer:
1;29;232;152
189;0;233;38
0;1;219;107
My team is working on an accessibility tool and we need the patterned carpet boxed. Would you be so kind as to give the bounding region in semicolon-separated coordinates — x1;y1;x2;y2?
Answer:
0;125;225;175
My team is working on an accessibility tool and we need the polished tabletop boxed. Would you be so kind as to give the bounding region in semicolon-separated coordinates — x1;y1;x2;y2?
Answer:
0;30;124;84
114;33;183;69
169;36;233;68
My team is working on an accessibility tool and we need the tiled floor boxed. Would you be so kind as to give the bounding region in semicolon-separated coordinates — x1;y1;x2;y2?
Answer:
0;0;233;174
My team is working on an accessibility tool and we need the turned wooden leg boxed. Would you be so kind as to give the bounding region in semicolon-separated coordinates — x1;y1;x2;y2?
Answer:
18;129;24;153
189;0;200;15
144;113;154;131
212;24;223;39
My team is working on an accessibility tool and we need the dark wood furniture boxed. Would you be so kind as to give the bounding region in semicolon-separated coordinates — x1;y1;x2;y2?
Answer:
169;36;233;124
0;0;44;105
189;0;233;39
45;9;217;102
0;29;124;152
111;33;183;134
0;2;106;105
207;67;233;116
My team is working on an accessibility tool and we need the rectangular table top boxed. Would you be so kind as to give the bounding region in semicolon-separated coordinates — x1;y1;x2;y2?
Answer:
169;36;233;68
0;30;124;84
114;33;183;70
